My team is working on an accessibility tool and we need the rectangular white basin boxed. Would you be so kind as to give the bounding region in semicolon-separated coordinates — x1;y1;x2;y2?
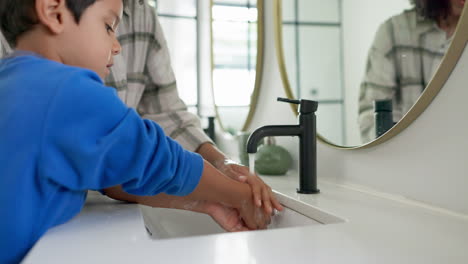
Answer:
140;191;345;240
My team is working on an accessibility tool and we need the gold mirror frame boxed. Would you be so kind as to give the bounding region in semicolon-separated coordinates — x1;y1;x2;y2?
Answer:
210;0;265;132
274;0;468;149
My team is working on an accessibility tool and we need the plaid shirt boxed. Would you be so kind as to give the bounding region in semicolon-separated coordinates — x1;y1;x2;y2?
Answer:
0;33;8;56
358;9;450;142
0;0;211;152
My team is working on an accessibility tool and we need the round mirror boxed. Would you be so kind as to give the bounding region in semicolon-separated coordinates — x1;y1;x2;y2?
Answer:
274;0;467;148
211;0;264;134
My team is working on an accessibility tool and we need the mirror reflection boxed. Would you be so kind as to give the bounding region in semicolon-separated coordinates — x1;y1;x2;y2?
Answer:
279;0;465;146
212;0;261;133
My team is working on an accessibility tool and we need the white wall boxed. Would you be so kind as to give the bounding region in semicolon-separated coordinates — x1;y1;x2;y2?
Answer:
250;0;468;215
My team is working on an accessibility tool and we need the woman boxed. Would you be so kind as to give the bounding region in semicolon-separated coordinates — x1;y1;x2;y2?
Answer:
358;0;465;142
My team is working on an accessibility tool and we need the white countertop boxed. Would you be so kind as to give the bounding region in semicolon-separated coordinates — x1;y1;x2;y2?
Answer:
24;173;468;264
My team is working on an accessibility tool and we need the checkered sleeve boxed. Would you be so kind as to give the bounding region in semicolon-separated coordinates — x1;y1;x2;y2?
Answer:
0;33;12;57
137;10;213;152
358;20;397;142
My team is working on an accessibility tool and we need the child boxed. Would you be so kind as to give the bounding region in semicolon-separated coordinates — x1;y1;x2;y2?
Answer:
0;0;276;262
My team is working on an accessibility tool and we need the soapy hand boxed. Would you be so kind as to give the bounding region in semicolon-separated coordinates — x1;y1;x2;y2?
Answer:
216;159;283;215
237;192;271;230
206;200;271;231
205;202;249;232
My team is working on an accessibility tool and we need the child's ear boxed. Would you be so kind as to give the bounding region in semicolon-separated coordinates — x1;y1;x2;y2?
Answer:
35;0;69;34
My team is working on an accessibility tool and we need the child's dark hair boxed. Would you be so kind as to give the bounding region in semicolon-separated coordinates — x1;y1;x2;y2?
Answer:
410;0;452;21
0;0;98;46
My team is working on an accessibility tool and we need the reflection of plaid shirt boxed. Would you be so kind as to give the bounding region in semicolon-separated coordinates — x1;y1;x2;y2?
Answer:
359;9;450;142
0;0;211;152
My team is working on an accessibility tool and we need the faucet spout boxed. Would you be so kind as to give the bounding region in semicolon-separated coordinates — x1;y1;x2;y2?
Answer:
246;97;320;194
246;125;301;153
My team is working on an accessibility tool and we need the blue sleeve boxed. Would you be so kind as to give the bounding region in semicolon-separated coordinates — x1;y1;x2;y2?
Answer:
38;70;203;196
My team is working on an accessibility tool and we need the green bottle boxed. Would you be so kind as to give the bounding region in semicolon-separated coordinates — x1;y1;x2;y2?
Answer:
255;137;292;175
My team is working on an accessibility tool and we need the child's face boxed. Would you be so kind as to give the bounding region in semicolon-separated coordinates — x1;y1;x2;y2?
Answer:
59;0;123;79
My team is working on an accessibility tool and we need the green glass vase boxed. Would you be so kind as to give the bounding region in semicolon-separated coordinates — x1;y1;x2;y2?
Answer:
255;137;292;175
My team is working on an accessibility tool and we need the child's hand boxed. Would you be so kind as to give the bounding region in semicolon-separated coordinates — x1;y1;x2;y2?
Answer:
205;202;249;232
218;159;283;215
206;188;271;231
237;190;271;230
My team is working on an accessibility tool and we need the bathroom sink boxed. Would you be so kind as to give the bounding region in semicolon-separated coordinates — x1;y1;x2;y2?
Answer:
140;191;345;240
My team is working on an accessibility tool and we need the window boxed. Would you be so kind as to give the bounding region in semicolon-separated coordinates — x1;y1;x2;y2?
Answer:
150;0;259;132
282;0;345;145
212;0;258;131
151;0;199;114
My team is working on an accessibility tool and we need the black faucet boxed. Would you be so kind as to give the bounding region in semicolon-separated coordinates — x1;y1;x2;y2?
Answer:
374;99;396;138
203;116;216;143
246;97;319;194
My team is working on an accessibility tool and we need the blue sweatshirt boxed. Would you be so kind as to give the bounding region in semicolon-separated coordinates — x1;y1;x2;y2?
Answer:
0;54;204;263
